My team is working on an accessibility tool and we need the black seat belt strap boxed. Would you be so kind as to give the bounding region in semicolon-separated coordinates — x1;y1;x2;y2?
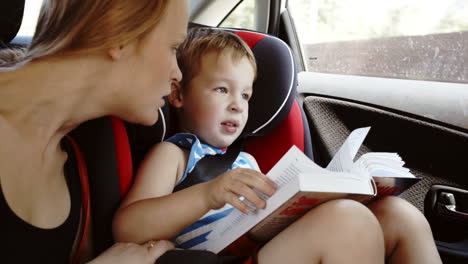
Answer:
173;139;244;192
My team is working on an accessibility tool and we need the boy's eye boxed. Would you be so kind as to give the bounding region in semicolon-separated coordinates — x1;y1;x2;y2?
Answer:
242;93;251;100
215;87;228;93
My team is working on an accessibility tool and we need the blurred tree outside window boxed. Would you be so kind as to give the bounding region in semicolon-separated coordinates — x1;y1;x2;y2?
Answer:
288;0;468;84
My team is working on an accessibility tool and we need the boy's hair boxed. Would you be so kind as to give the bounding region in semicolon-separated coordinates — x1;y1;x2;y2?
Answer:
176;28;257;90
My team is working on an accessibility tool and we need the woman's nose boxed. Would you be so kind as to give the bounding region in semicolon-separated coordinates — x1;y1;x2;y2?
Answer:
172;63;182;82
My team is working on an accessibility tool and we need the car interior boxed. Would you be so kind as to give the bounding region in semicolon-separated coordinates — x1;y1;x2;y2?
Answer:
2;0;467;263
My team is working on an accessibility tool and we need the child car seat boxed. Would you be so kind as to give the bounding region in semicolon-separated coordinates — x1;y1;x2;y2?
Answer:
73;26;314;255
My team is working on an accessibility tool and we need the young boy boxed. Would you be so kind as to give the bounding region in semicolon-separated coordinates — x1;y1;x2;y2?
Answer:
113;28;441;264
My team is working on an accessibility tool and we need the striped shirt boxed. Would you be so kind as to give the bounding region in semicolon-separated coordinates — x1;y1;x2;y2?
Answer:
165;133;255;250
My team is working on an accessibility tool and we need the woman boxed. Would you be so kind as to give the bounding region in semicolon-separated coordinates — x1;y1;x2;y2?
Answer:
0;0;187;263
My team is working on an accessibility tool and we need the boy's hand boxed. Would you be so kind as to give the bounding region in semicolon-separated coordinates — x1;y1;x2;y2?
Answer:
203;168;277;214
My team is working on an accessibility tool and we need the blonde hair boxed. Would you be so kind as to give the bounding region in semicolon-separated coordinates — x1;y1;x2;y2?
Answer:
26;0;170;61
0;47;27;67
176;27;257;90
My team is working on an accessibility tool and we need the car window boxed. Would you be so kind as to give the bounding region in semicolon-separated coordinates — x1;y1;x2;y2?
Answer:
17;0;43;37
219;0;256;30
287;0;468;84
20;0;257;37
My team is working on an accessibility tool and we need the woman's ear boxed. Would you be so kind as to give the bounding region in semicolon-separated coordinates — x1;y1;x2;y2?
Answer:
168;81;184;108
108;45;124;61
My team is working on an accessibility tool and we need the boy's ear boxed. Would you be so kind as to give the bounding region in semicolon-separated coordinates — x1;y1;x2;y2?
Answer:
168;81;184;108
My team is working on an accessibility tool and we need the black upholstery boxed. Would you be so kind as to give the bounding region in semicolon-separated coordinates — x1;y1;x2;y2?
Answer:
0;0;25;45
70;118;122;255
241;32;296;136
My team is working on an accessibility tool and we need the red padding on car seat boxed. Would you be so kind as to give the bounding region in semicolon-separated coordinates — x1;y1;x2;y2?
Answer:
235;31;265;48
66;136;90;264
244;100;304;173
110;117;133;198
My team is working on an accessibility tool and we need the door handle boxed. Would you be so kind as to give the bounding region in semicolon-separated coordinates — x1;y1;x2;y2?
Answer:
425;185;468;261
424;185;468;235
438;192;468;218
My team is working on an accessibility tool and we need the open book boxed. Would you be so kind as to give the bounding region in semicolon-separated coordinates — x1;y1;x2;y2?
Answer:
200;127;420;253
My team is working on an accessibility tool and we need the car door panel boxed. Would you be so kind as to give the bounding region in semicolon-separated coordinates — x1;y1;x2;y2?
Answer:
298;73;468;262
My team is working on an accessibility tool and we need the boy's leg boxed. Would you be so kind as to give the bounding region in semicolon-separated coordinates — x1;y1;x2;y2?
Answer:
368;196;442;264
257;199;385;264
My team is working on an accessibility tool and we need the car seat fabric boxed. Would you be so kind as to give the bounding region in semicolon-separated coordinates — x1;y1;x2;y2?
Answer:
110;117;133;197
71;117;133;255
245;100;305;173
125;100;172;175
231;30;313;173
0;0;24;45
234;30;296;137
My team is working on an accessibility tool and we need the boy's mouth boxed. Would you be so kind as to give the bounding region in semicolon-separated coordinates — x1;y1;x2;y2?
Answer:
221;120;240;134
221;121;239;127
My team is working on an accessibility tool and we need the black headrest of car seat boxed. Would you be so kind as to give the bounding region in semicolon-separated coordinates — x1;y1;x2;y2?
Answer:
231;29;296;137
0;0;25;44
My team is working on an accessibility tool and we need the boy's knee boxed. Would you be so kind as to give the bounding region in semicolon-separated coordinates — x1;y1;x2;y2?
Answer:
370;196;432;233
311;199;382;233
316;199;374;217
370;196;421;219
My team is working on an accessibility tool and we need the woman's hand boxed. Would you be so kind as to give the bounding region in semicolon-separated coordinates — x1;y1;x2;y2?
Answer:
203;168;277;214
88;240;174;264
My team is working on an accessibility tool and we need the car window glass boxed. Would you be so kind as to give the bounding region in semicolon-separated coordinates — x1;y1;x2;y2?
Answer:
220;0;256;30
17;0;43;37
288;0;468;84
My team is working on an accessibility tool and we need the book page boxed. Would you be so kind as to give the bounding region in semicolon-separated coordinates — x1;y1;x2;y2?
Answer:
267;145;322;183
326;127;371;172
355;152;415;178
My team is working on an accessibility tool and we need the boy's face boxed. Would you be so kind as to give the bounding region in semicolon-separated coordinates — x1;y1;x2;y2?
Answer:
178;49;255;148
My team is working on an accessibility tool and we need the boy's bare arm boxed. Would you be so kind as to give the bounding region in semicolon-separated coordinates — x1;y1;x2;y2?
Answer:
113;143;276;244
112;142;212;243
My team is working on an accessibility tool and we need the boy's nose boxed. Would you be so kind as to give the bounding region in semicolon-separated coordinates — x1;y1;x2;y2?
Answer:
230;105;241;112
229;99;244;113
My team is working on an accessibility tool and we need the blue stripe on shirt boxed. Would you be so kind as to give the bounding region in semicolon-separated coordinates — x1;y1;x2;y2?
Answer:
178;231;212;249
178;207;234;236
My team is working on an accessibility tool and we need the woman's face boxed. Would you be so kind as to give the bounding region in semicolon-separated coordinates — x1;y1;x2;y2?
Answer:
115;0;188;125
